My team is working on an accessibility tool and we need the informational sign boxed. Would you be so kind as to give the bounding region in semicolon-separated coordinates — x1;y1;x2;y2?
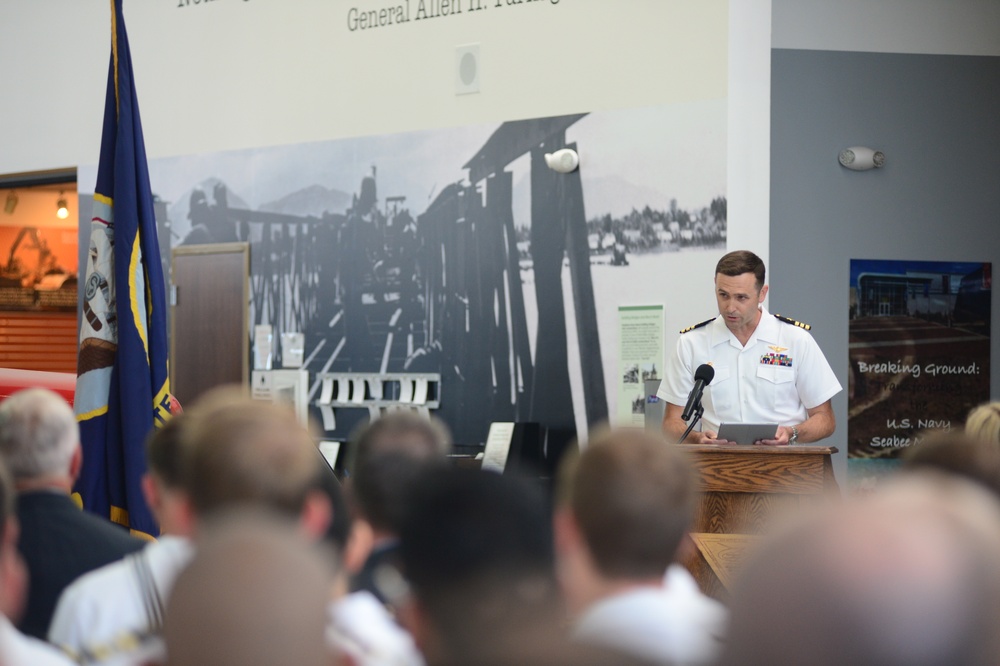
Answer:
847;259;991;492
618;305;664;427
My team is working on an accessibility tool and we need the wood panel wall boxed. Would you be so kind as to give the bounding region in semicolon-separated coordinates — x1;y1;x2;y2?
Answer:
0;312;77;374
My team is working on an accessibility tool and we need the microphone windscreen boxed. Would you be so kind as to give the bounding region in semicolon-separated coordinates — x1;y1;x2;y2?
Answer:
694;364;715;384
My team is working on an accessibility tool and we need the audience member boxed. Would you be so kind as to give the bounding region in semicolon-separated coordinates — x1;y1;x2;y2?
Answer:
315;452;424;666
719;471;1000;666
397;466;629;665
345;412;450;606
47;387;331;665
48;414;192;664
966;401;1000;447
554;428;725;665
0;457;74;665
0;388;145;639
902;429;1000;497
162;510;332;666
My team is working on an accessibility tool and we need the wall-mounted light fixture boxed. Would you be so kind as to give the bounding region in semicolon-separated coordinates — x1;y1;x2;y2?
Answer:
3;191;17;215
543;148;580;174
839;146;885;171
56;192;69;219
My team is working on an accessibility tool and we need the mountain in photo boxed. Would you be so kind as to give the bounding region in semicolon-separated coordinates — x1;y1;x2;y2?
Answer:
259;184;352;218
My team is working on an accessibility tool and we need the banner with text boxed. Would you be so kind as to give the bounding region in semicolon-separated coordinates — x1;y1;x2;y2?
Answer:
617;305;664;428
847;259;991;493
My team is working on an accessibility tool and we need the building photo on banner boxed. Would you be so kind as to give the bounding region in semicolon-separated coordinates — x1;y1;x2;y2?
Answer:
847;258;992;493
78;102;727;446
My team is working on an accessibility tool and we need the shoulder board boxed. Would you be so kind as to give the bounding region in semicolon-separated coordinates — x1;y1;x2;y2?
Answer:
679;318;715;334
774;314;811;331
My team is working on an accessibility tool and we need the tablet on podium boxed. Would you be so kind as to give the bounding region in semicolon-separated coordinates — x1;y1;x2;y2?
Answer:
716;423;779;445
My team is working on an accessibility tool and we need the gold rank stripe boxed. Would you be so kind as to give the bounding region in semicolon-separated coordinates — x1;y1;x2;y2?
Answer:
679;318;715;334
774;314;812;330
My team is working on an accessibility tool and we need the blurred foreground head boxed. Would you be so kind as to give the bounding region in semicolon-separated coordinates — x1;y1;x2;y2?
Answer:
556;427;697;584
347;411;451;534
163;511;332;666
966;402;1000;447
720;471;1000;666
0;388;78;485
178;387;329;537
397;466;560;664
903;430;1000;498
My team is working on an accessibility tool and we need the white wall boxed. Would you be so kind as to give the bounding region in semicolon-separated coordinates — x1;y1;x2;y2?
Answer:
0;0;773;356
769;0;1000;482
772;0;1000;55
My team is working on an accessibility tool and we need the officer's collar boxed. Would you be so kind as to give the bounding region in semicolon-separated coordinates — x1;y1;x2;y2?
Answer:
711;306;779;347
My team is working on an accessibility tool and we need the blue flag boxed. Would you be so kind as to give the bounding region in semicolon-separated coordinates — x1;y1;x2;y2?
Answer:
75;0;174;540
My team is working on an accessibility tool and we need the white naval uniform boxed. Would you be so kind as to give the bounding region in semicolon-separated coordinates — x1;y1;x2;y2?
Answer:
658;307;842;437
0;614;75;666
572;565;727;666
326;590;424;666
48;535;193;665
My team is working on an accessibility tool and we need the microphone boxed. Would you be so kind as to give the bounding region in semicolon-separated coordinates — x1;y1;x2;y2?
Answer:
681;364;715;422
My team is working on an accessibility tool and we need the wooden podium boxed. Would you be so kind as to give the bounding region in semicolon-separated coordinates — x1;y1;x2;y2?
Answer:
678;444;839;600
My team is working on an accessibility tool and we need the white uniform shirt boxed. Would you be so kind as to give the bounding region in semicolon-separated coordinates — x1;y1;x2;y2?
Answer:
573;565;727;666
658;307;842;436
48;535;193;665
0;614;75;666
326;591;424;666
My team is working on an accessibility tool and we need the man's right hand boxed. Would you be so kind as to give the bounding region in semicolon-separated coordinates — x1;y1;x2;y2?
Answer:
697;430;733;445
663;404;732;445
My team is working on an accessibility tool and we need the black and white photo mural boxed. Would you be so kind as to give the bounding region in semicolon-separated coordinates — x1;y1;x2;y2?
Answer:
80;102;726;446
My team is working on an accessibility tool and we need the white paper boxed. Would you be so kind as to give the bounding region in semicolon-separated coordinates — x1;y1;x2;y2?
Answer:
399;379;415;404
318;440;341;467
319;378;334;405
368;379;383;400
250;371;273;401
367;405;381;422
281;332;305;368
417;406;430;419
413;379;428;405
482;422;515;474
351;379;366;404
319;405;337;431
332;379;343;403
253;325;273;370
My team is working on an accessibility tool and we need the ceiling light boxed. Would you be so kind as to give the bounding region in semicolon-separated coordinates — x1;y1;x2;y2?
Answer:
56;192;69;219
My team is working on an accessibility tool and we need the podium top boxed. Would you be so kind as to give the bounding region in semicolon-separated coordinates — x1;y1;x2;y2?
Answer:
678;444;838;456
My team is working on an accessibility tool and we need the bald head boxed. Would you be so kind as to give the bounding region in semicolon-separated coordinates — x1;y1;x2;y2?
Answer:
721;473;1000;666
163;512;332;666
0;388;78;481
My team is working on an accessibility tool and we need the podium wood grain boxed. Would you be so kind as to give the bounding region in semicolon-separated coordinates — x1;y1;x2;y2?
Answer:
689;533;761;591
679;445;839;598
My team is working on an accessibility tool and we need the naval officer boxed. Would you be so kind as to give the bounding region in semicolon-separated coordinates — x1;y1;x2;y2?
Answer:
659;250;841;445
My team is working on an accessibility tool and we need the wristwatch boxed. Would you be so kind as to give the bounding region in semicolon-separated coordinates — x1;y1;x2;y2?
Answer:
790;426;799;444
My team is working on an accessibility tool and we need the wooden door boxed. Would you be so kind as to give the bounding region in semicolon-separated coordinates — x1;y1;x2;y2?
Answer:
171;243;248;406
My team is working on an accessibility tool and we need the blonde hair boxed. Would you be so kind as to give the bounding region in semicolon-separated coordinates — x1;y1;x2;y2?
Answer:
967;402;1000;447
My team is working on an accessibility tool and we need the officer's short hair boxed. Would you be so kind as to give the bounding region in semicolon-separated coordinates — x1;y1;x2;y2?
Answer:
716;250;766;291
